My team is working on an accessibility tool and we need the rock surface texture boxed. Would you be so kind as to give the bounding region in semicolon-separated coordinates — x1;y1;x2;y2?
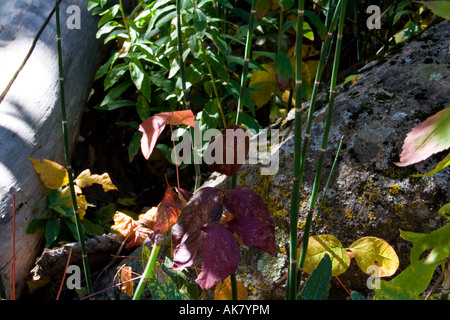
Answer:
204;20;449;299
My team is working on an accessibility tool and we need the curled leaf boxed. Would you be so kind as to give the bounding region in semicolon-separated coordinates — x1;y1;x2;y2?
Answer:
120;266;134;297
75;169;117;192
156;110;195;127
29;158;69;189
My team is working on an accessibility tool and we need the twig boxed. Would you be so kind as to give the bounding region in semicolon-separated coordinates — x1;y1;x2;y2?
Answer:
56;247;73;300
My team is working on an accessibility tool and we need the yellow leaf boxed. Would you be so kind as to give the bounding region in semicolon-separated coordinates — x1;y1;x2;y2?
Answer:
29;158;69;189
349;236;399;277
111;211;139;238
75;169;117;192
26;277;51;294
138;206;158;229
214;277;248;300
302;59;319;86
120;266;134;297
249;62;276;108
58;185;88;219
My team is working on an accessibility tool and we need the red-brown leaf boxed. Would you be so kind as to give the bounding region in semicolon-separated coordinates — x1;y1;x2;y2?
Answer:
155;110;195;127
139;116;166;160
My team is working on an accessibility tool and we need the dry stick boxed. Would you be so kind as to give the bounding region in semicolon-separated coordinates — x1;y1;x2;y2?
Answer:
297;0;347;287
287;0;305;301
56;247;73;300
55;0;93;294
11;193;16;300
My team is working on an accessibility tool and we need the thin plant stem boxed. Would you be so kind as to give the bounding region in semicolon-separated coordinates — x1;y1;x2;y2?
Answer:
201;42;227;128
287;0;305;301
297;0;347;284
235;0;258;125
176;0;201;191
56;247;73;300
298;0;342;187
55;0;93;295
132;236;162;300
311;136;344;234
441;254;450;300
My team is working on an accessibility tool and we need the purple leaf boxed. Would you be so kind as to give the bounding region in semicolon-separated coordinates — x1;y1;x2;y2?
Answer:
171;229;202;271
172;187;223;247
223;187;277;257
195;223;240;290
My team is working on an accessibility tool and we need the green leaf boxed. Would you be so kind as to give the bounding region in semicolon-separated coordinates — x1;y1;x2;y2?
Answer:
415;1;450;20
129;59;145;91
274;51;293;91
277;0;294;11
136;94;151;122
45;218;60;248
299;254;332;300
26;217;48;234
348;236;399;277
146;263;190;300
374;280;420;300
351;291;366;300
104;63;128;90
98;4;120;27
411;153;450;177
81;218;105;236
304;10;327;40
300;235;351;277
400;222;450;264
162;257;199;300
193;8;207;36
438;203;450;220
100;81;133;107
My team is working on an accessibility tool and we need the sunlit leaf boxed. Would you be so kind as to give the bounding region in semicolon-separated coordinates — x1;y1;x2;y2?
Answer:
57;185;88;219
400;222;450;265
138;206;158;229
139;110;195;160
111;211;153;248
120;266;134;297
411;152;450;177
300;235;350;276
223;187;277;257
156;110;195;127
29;158;69;189
75;169;117;192
214;277;248;300
415;1;450;20
153;187;186;236
139;115;167;160
438;203;450;220
348;237;399;277
395;107;450;167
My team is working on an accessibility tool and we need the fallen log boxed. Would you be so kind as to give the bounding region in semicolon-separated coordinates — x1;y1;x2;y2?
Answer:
0;0;108;299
